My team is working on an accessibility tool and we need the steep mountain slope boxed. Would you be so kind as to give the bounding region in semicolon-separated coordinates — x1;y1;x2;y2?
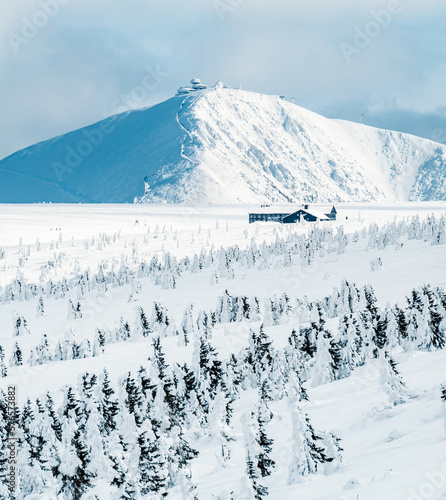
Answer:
1;85;446;203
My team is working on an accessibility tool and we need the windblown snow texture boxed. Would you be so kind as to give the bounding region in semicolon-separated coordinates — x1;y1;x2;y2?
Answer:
1;86;445;203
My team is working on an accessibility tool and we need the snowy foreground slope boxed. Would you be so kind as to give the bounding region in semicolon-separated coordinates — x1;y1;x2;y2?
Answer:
1;86;446;203
1;203;446;499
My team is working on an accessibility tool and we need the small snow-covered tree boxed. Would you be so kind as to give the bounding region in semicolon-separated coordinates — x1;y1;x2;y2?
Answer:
98;369;119;436
36;296;45;317
337;315;362;379
138;422;168;497
256;403;275;478
10;342;23;367
373;310;389;356
67;299;82;320
93;329;106;357
136;306;151;338
243;452;268;500
379;352;414;406
180;303;195;346
311;331;340;387
13;315;29;336
442;385;446;435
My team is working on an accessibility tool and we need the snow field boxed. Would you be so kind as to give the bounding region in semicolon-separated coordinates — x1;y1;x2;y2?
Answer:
0;203;446;499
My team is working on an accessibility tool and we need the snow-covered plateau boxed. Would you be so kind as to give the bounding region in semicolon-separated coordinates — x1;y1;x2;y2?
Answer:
1;84;446;204
0;202;446;499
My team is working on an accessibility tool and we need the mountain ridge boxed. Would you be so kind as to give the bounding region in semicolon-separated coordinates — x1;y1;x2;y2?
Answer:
1;86;446;203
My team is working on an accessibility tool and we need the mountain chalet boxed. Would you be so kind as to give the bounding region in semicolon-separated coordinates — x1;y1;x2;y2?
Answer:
249;205;337;224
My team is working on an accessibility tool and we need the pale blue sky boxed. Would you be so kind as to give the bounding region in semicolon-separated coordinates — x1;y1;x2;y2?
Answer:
1;0;446;160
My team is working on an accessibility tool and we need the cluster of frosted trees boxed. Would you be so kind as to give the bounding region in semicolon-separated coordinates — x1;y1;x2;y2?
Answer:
3;281;446;382
2;278;446;497
0;323;344;498
1;213;445;305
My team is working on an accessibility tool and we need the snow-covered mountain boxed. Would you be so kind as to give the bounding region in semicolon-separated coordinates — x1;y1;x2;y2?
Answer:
1;83;446;203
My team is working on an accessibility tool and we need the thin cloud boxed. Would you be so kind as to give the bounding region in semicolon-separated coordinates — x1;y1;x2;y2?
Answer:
1;0;446;159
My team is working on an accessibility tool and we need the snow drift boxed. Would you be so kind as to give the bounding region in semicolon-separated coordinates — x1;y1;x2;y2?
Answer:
1;84;446;203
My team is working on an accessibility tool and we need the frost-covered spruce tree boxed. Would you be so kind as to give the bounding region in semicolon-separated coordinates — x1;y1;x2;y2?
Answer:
193;335;225;412
97;369;119;436
150;338;186;428
337;315;361;379
138;422;169;497
393;305;409;346
67;299;82;320
207;390;234;467
423;286;446;350
136;306;151;338
287;371;309;405
57;418;95;499
372;310;389;357
151;302;174;336
245;325;274;386
61;386;79;420
267;350;288;400
166;426;198;488
287;376;337;484
93;329;106;357
196;310;213;339
180;303;195;346
9;342;23;367
311;331;340;387
36;296;45;317
21;400;60;495
16;400;44;496
287;404;329;484
379;352;413;406
265;296;281;326
84;400;112;479
285;329;310;381
256;402;275;478
117;317;132;341
364;285;379;326
122;372;146;427
107;431;130;495
17;440;45;497
45;392;63;442
300;308;326;360
441;385;446;435
33;335;52;365
13;315;29;336
243;452;268;500
225;353;243;397
385;306;399;349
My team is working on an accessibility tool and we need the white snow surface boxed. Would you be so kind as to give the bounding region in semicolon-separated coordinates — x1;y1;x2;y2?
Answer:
1;87;446;203
1;203;446;499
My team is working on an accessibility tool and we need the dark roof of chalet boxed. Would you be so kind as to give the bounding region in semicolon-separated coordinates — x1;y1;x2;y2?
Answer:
249;206;334;221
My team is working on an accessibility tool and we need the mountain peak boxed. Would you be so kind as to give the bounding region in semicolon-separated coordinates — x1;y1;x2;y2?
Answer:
1;87;445;203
